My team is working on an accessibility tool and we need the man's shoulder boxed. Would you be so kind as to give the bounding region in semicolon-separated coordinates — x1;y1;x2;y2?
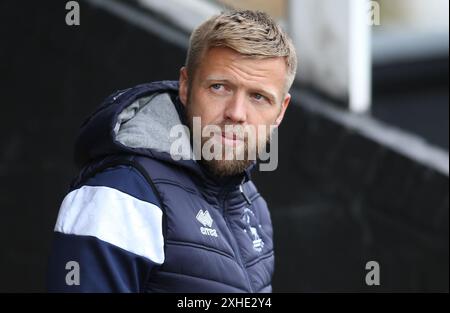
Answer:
75;164;160;206
53;163;165;265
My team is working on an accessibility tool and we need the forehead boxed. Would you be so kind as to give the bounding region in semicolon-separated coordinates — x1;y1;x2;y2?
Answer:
195;47;287;96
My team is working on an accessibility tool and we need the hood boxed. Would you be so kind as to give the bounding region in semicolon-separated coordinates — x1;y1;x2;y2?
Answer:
74;81;255;187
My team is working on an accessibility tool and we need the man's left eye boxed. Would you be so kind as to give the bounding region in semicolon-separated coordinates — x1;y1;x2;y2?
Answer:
211;84;223;90
253;93;265;101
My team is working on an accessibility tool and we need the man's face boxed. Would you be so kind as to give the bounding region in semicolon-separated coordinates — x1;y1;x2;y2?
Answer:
179;46;291;177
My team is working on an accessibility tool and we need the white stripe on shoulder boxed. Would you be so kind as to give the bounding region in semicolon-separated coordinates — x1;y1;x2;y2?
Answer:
54;185;164;264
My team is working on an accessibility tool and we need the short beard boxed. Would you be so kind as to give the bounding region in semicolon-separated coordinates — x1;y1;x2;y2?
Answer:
201;158;252;178
199;142;253;177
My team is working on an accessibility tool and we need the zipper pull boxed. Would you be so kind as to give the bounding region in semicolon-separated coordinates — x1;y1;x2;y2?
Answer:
239;184;252;206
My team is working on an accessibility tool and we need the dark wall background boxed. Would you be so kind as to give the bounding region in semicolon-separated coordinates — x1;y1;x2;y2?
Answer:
0;0;448;292
373;56;449;149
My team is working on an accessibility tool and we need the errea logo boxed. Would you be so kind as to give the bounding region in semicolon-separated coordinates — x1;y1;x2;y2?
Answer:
196;210;218;237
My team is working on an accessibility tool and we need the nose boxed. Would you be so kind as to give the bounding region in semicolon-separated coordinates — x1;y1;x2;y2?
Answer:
224;92;247;124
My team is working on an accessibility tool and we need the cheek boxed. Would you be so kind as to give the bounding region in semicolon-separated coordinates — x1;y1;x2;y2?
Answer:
189;92;224;126
247;110;279;140
248;108;278;128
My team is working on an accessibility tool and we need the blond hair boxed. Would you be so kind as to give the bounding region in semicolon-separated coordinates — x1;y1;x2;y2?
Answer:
185;10;297;94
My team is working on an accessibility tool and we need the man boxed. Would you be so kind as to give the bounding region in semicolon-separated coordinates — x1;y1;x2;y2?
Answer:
47;9;297;292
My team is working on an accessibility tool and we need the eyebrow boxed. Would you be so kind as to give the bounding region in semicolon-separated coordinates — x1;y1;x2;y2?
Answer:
204;76;279;104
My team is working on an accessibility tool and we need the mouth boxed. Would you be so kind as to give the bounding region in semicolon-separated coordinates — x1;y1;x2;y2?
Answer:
220;132;244;146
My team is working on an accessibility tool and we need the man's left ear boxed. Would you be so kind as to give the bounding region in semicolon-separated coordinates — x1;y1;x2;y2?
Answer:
274;93;291;127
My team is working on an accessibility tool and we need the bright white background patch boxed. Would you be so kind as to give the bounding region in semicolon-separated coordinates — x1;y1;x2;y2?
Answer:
55;185;164;264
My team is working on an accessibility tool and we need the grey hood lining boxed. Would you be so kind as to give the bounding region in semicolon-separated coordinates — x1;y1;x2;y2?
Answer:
114;92;192;160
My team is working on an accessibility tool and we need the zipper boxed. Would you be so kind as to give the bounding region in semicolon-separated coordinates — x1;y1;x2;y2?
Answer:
239;184;252;206
221;182;254;293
